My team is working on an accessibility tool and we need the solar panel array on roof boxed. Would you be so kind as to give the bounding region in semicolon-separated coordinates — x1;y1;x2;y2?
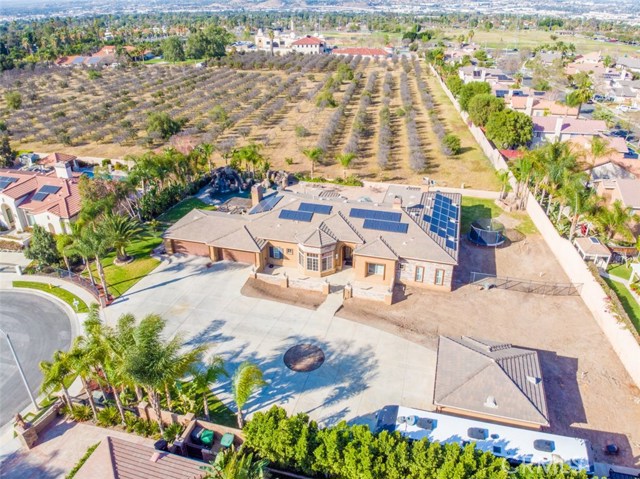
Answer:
39;185;61;194
0;176;18;190
363;219;409;234
72;57;86;64
428;194;459;251
249;195;282;215
87;57;101;65
350;208;402;222
299;202;333;215
32;192;49;202
279;209;313;222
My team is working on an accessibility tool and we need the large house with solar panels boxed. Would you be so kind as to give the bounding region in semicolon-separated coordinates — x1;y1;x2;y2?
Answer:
0;161;81;235
164;185;462;293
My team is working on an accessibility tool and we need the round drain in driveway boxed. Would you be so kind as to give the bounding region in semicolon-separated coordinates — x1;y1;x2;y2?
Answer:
284;344;325;372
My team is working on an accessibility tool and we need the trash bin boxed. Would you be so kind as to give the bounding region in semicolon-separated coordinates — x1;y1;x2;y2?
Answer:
154;439;169;452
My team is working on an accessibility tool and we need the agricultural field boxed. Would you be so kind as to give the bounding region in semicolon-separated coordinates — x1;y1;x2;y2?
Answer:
1;52;498;189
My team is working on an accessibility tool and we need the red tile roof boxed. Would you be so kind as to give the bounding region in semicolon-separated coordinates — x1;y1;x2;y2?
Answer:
0;169;81;219
500;149;525;160
39;152;77;166
292;36;324;46
331;47;389;57
532;117;607;135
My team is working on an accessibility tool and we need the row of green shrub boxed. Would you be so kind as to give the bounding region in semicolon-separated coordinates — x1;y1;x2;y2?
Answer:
63;405;182;442
244;406;591;479
295;173;364;187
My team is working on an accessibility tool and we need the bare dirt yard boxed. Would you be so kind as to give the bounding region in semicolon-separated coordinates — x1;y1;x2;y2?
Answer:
241;276;326;310
338;231;640;467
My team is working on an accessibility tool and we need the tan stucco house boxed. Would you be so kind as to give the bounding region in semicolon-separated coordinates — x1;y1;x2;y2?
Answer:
164;188;462;293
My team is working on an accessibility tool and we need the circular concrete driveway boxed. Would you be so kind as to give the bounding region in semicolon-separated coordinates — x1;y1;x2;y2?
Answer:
0;290;73;425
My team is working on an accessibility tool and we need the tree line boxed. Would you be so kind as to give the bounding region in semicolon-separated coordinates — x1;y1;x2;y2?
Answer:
243;406;591;479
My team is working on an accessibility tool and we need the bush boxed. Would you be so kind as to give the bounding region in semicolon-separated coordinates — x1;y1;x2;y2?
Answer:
87;70;102;80
458;81;492;111
442;134;462;155
446;75;464;96
162;422;184;443
97;406;121;427
467;93;505;127
65;405;93;422
4;91;22;110
24;225;60;267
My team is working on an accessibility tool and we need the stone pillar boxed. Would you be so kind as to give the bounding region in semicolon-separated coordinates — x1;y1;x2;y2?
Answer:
322;281;330;295
15;425;38;449
137;401;150;421
343;284;352;300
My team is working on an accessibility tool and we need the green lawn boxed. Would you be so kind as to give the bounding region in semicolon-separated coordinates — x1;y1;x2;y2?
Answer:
460;197;502;234
88;226;163;298
608;263;633;281
157;197;217;224
13;281;89;313
604;278;640;335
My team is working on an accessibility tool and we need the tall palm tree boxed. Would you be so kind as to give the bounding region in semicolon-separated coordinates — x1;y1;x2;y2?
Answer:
586;136;615;180
197;143;216;174
302;147;323;179
75;228;109;296
336;152;356;178
123;314;206;433
592;200;636;242
40;351;75;410
231;361;266;428
268;29;275;57
512;155;533;208
100;214;142;263
562;178;598;240
68;338;100;421
189;357;227;420
207;448;269;479
496;170;511;200
565;72;593;117
65;223;96;286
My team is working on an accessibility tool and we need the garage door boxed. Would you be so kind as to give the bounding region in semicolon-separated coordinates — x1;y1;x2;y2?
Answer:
221;249;254;264
172;240;210;257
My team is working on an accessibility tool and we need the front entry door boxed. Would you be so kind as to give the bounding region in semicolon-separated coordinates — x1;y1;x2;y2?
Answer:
343;246;353;267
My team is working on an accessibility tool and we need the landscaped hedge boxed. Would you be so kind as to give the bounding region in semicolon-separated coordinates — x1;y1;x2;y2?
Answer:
243;406;590;479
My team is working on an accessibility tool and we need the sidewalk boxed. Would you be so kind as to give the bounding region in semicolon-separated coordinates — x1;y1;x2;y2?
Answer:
0;272;98;308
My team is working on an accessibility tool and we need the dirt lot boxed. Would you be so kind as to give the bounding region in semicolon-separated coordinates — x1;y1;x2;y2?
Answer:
338;232;640;467
241;276;326;310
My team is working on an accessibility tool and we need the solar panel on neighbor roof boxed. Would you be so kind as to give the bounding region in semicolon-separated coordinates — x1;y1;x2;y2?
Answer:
249;195;282;215
72;57;86;64
298;202;333;215
39;185;61;194
349;208;402;223
87;57;101;65
363;219;409;234
32;192;49;202
0;176;18;184
279;209;313;222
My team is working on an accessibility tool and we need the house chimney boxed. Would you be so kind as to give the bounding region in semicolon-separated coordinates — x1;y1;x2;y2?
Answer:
525;96;534;116
251;184;264;207
54;161;73;179
554;117;564;142
392;196;403;210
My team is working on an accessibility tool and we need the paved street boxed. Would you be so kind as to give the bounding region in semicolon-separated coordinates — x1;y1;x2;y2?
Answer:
0;291;73;425
104;255;436;428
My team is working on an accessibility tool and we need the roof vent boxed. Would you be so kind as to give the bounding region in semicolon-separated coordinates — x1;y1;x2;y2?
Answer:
527;376;541;385
484;396;498;408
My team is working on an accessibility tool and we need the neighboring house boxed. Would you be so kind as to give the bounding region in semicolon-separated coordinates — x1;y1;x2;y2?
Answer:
73;436;207;479
331;47;390;58
573;237;612;268
164;188;462;295
537;51;562;65
604;78;640;105
509;96;579;117
595;179;640;216
254;28;297;54
291;35;327;54
458;66;512;85
569;135;639;180
532;117;607;145
0;161;81;234
38;152;79;169
433;336;549;429
616;55;640;73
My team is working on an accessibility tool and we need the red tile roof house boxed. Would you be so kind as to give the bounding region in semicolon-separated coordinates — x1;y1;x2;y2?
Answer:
531;117;607;146
509;96;579;118
0;161;81;235
291;35;327;54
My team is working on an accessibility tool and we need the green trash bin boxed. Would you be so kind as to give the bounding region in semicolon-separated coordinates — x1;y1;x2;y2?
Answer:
200;429;214;448
220;433;234;448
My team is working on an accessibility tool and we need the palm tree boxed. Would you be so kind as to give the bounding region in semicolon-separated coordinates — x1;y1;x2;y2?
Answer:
496;170;511;200
562;178;597;240
188;357;227;420
512;155;533;208
68;338;100;421
268;29;275;57
336;152;356;178
592;200;636;242
122;314;206;433
40;351;75;410
65;223;96;287
80;228;110;296
207;448;269;479
56;234;74;275
587;136;615;180
302;147;323;178
565;73;593;117
197;143;216;174
231;361;266;429
100;214;142;263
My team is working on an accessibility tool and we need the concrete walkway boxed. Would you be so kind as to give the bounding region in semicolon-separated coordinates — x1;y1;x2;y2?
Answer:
0;272;98;310
104;255;437;428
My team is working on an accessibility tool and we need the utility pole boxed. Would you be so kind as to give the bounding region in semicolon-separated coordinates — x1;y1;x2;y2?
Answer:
0;328;39;411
